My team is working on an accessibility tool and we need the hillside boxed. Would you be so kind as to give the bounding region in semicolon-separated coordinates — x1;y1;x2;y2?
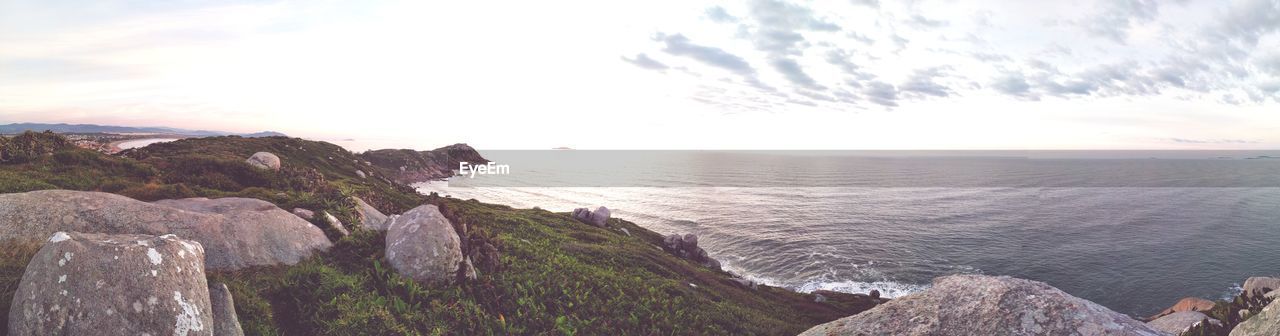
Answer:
0;132;876;335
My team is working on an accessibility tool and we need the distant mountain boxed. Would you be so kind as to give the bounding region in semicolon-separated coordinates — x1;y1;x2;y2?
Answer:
0;123;285;138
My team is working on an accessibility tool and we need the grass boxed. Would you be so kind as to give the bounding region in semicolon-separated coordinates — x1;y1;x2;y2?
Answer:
0;132;875;335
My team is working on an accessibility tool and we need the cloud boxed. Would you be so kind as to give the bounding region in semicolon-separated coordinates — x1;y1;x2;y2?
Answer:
1080;0;1167;44
621;53;669;71
849;0;879;8
705;6;738;23
657;34;756;77
909;14;948;28
770;57;824;89
824;49;860;75
863;81;899;107
992;72;1034;98
899;67;955;98
749;0;841;32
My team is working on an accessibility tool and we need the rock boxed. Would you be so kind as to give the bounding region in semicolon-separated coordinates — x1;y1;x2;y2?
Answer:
0;190;331;271
1231;299;1280;336
1150;297;1217;320
291;208;315;220
589;206;610;227
460;257;477;281
572;208;592;223
356;170;366;178
799;275;1166;336
245;152;281;171
1243;277;1280;298
208;282;245;336
8;232;213;335
1267;290;1280;300
385;205;463;284
320;211;349;237
1147;311;1220;335
659;233;721;271
352;196;389;230
570;206;610;227
682;233;698;249
869;289;881;300
814;294;827;303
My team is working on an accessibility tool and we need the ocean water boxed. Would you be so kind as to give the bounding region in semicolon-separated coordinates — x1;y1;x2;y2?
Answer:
415;151;1280;317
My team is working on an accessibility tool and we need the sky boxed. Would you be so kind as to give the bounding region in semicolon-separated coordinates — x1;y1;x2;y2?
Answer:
0;0;1278;150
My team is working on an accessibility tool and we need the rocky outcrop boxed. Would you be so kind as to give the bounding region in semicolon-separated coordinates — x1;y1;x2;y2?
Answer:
572;206;610;227
320;211;349;237
799;275;1166;336
1149;297;1217;320
1231;299;1280;336
208;282;245;336
353;196;389;230
245;152;281;171
8;232;213;335
1147;311;1219;335
359;144;487;184
1243;277;1280;298
385;205;463;284
0;190;332;270
292;208;315;220
662;233;721;270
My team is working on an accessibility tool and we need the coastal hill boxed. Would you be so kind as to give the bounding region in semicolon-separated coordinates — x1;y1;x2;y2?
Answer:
0;131;879;335
0;130;1277;335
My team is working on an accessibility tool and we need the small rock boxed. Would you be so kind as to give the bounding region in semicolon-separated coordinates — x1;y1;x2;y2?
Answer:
1243;277;1280;298
322;211;349;237
589;206;610;227
292;208;315;220
352;196;389;230
245;152;281;170
385;205;463;284
814;294;827;303
1147;311;1220;335
869;289;881;300
1149;297;1216;320
209;282;245;336
356;170;367;178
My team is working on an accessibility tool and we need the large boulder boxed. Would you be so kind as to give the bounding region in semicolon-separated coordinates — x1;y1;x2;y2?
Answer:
1243;277;1280;298
661;233;721;270
571;206;610;227
245;152;281;171
385;205;463;284
799;275;1167;336
1149;297;1217;320
1147;311;1219;335
353;196;389;230
1231;300;1280;336
0;190;332;270
8;232;213;335
208;282;245;336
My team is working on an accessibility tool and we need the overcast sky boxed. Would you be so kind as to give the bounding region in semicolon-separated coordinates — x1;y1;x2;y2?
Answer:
1;0;1278;150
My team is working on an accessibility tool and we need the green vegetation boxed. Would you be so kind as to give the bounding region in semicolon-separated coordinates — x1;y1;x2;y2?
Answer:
0;132;872;335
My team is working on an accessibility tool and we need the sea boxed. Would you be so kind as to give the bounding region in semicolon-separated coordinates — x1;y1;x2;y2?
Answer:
411;150;1280;317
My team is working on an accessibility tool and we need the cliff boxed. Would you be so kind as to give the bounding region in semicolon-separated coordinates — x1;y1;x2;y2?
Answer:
359;143;488;183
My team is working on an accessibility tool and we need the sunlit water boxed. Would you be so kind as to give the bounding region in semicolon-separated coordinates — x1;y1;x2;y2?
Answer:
414;152;1280;317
